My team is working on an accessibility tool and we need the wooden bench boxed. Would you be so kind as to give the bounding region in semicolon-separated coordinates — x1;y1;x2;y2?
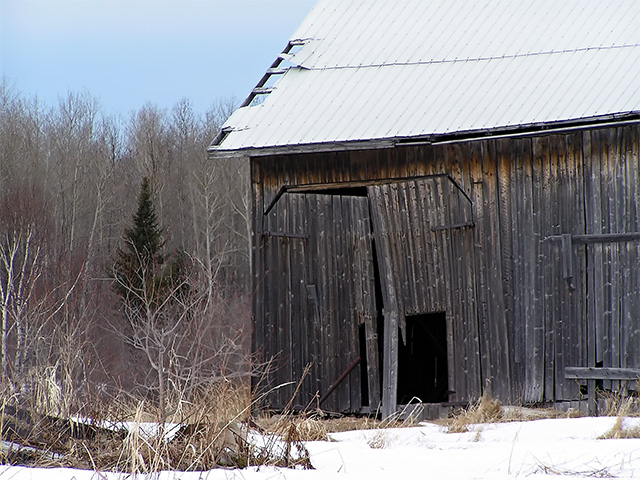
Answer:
565;367;640;415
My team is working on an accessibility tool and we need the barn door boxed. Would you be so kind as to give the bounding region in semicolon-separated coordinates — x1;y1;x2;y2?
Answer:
556;235;640;393
367;177;480;418
587;239;640;392
259;192;380;413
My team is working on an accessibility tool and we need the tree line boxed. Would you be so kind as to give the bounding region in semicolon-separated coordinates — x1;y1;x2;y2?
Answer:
0;80;251;415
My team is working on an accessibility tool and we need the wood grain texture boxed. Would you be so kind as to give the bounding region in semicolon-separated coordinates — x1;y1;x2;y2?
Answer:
251;123;640;413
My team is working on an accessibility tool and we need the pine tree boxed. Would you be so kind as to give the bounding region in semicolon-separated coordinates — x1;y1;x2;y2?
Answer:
124;177;163;266
113;177;172;312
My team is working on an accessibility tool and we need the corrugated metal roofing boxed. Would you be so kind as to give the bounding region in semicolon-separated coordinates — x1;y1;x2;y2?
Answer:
210;0;640;155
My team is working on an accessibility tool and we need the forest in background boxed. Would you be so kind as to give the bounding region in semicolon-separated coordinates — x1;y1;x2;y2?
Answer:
0;79;252;417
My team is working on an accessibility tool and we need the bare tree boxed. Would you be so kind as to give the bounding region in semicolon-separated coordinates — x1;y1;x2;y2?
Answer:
0;219;95;416
184;99;250;294
46;92;101;255
0;225;40;384
113;248;252;425
1;85;252;414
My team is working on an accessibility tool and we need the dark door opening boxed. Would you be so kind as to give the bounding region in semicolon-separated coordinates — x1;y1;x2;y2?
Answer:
397;312;449;404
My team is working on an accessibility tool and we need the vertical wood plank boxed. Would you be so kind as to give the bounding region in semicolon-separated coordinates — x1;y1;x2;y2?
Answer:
368;185;400;418
509;139;524;398
496;139;515;401
527;137;546;402
533;135;555;401
251;160;267;404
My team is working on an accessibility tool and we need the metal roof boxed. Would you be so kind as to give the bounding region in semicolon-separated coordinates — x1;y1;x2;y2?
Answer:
209;0;640;156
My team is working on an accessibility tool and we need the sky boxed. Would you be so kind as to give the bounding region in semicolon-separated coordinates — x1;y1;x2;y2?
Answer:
0;0;316;117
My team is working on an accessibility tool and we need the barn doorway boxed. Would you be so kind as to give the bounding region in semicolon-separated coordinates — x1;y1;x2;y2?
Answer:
275;187;381;412
397;312;449;404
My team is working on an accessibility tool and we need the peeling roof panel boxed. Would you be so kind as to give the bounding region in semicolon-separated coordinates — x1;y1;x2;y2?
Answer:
210;0;640;154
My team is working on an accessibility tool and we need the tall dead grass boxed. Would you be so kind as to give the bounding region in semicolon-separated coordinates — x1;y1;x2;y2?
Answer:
598;416;640;440
363;403;423;449
0;380;315;472
599;385;640;418
597;385;640;440
446;392;504;433
444;391;569;433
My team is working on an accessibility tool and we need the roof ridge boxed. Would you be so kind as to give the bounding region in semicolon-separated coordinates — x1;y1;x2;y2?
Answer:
299;43;640;70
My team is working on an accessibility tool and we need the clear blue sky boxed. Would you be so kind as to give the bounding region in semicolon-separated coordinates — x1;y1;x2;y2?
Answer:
0;0;316;116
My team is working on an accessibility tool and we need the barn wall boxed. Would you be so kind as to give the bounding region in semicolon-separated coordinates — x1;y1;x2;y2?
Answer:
251;123;640;411
252;190;376;412
584;127;640;391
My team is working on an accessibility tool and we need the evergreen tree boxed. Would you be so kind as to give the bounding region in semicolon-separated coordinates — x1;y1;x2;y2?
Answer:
113;177;176;312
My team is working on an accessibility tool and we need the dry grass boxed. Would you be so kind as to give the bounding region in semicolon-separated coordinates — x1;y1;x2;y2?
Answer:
599;388;640;418
596;385;640;440
8;377;617;472
0;380;315;472
256;413;394;443
176;381;251;425
253;405;418;452
323;416;389;433
281;416;328;442
362;405;421;449
444;392;570;433
254;410;417;451
366;430;391;449
446;392;504;433
598;417;640;440
534;463;615;478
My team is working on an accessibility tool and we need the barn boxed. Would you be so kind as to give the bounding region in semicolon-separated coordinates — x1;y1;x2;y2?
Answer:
208;0;640;417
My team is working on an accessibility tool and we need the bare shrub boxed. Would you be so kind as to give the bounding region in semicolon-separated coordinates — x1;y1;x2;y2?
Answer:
112;261;253;425
0;86;257;473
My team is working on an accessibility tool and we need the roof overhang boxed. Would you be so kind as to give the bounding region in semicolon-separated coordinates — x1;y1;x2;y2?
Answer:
208;112;640;160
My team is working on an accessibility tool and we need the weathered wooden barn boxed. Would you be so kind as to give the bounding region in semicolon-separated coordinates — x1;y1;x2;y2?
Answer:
209;0;640;417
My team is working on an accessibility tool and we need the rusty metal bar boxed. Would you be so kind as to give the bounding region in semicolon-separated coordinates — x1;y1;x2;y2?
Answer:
318;356;361;407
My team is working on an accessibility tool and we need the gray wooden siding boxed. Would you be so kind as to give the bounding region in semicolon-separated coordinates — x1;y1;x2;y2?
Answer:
251;123;640;411
368;180;481;403
254;193;376;412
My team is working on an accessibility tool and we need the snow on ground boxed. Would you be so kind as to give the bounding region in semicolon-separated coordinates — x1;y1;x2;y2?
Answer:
3;416;640;479
73;418;183;442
